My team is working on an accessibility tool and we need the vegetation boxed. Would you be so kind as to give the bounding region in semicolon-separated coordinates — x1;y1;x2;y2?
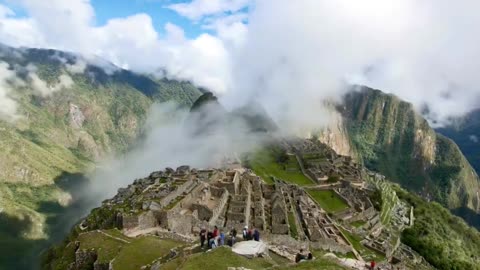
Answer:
288;212;298;239
350;220;366;228
0;45;202;270
396;188;480;270
113;237;183;270
306;190;349;213
339;228;385;262
78;231;126;263
344;87;480;227
249;147;314;186
162;247;273;270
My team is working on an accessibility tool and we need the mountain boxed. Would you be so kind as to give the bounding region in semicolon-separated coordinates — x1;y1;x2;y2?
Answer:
317;86;480;226
188;91;278;135
437;109;480;174
0;44;202;268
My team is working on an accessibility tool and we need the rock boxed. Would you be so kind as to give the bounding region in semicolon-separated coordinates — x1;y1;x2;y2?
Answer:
69;103;85;129
176;165;190;174
150;171;163;179
232;241;268;258
142;201;151;211
149;201;162;211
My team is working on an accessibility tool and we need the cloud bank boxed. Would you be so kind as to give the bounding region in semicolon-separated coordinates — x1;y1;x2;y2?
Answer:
1;0;480;127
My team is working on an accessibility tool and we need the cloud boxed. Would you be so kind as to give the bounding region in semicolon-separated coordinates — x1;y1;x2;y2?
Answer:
85;100;268;200
470;135;479;144
0;61;20;121
1;0;480;127
166;0;250;21
26;64;73;96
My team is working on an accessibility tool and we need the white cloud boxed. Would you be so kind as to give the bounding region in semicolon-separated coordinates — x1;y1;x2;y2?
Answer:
1;0;480;127
470;135;479;144
166;0;250;21
0;61;19;121
24;64;73;96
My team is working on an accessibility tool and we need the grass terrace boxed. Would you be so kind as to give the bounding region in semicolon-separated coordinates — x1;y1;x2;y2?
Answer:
113;237;184;270
250;148;314;186
307;189;349;213
78;230;127;263
288;212;299;239
339;228;385;262
161;247;273;270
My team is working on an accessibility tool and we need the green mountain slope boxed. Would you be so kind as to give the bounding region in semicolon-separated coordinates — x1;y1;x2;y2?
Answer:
339;87;480;222
0;45;202;268
437;109;480;173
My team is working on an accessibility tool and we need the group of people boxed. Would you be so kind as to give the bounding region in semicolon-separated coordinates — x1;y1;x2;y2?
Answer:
295;249;313;263
199;225;261;250
242;226;260;241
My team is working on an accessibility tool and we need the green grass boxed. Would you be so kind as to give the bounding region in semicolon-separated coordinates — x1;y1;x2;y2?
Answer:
166;247;273;270
78;231;126;263
269;252;291;265
339;228;385;262
113;236;183;270
274;258;348;269
288;212;298;239
307;190;349;213
250;148;314;186
350;220;366;228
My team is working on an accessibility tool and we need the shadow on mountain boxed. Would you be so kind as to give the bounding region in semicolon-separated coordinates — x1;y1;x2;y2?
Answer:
0;172;96;270
0;213;45;269
453;207;480;229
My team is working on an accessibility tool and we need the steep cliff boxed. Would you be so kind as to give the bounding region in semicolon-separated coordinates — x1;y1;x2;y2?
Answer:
333;87;480;217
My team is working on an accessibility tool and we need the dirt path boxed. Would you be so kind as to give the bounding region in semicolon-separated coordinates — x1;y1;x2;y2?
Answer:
97;230;131;244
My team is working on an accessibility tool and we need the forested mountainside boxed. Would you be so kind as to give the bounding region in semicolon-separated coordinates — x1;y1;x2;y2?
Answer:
326;87;480;226
437;109;480;174
0;44;202;268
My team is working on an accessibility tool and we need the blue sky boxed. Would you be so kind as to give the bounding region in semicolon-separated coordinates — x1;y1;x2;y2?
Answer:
90;0;205;38
0;0;211;38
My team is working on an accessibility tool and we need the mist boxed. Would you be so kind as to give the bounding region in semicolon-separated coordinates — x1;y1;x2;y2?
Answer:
80;99;270;205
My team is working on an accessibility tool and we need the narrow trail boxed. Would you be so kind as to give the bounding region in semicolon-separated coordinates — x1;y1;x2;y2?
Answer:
96;230;131;244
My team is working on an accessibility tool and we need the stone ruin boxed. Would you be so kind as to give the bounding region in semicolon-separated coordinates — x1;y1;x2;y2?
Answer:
85;140;416;268
288;138;365;186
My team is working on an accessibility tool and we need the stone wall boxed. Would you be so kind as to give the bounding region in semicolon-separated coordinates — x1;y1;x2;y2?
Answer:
122;215;139;230
209;189;229;226
138;211;158;229
167;212;195;235
192;204;213;221
310;238;353;255
160;179;195;208
69;249;97;270
272;224;289;234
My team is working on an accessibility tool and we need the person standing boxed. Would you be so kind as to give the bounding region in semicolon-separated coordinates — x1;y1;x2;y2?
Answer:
207;231;213;249
230;227;237;246
242;226;248;240
253;228;260;241
213;226;219;238
219;230;225;246
200;227;207;248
